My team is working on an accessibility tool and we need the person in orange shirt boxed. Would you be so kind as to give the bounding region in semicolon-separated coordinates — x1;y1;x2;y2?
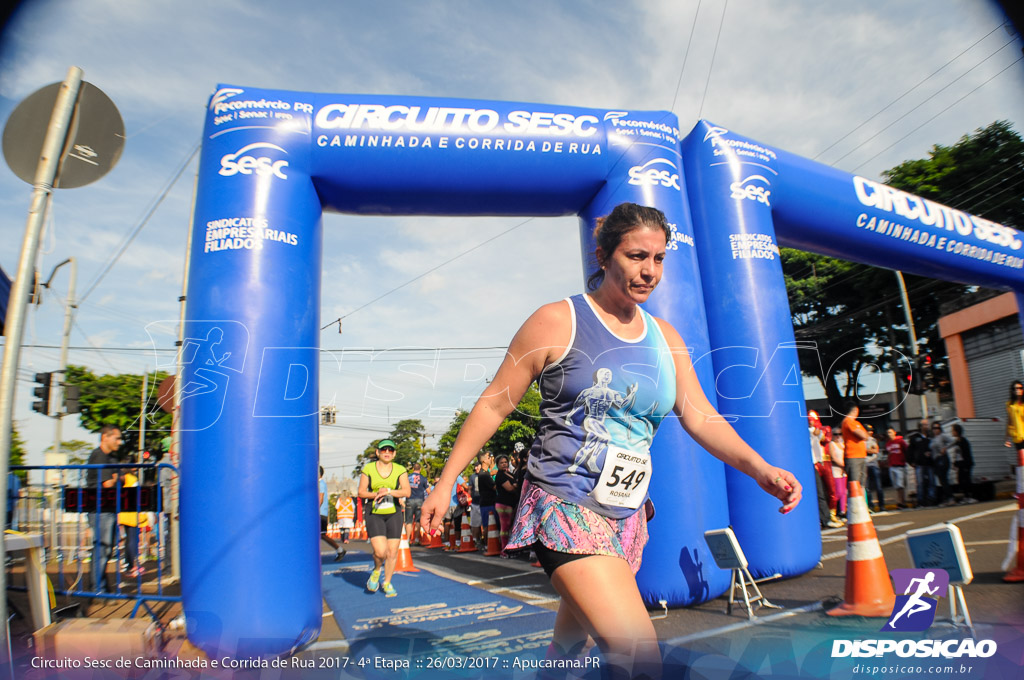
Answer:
841;403;869;502
336;490;355;544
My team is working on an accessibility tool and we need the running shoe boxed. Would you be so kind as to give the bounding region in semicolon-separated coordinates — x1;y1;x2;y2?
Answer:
334;549;347;562
366;569;380;592
382;581;397;598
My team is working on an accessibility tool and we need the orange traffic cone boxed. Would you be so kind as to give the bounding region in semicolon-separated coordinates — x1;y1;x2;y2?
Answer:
1003;449;1024;582
484;514;502;556
394;526;420;573
445;519;460;551
427;527;444;549
458;521;478;553
356;520;366;541
827;481;896;616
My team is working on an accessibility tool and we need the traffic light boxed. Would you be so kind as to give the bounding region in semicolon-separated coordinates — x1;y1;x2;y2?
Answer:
32;372;52;415
921;354;937;391
897;365;913;394
63;383;81;414
908;357;924;395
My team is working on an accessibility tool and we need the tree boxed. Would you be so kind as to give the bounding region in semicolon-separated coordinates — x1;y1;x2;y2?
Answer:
44;439;93;464
353;419;429;474
433;383;541;475
881;120;1023;228
63;365;173;458
9;425;26;481
783;121;1022;411
781;249;969;411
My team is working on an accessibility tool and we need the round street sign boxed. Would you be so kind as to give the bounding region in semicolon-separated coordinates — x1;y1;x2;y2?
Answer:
2;80;125;188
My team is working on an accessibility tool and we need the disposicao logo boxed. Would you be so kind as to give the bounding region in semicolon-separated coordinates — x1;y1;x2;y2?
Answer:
883;568;948;632
831;568;997;659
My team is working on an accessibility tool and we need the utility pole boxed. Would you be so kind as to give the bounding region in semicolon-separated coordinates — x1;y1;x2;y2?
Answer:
43;257;77;485
885;304;908;434
139;372;148;462
0;66;83;662
168;170;200;584
895;271;928;420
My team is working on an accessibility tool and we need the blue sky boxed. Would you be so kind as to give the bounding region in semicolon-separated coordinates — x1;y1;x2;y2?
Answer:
1;0;1022;477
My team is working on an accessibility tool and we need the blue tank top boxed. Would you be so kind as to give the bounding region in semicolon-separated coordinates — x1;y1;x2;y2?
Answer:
527;294;676;518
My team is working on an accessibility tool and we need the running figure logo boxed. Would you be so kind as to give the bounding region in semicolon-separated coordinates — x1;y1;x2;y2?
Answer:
882;568;950;632
177;321;248;431
564;368;637;474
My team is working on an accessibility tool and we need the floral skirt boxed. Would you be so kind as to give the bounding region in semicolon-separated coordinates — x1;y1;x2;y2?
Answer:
505;479;648;574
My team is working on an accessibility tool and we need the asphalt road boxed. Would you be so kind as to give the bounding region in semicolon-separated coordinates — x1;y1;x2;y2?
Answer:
401;493;1024;643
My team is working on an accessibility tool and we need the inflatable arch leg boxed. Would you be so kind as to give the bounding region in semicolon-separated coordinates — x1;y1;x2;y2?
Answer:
682;121;821;579
577;147;733;607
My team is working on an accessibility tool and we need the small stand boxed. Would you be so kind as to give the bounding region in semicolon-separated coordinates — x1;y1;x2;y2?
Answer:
947;584;975;639
905;522;976;638
705;527;781;620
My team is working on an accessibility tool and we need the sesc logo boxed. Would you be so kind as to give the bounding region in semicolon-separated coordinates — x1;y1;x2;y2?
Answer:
627;158;680;191
219;143;289;180
730;175;772;207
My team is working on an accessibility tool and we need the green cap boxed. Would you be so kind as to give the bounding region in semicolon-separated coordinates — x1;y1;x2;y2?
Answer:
377;439;397;450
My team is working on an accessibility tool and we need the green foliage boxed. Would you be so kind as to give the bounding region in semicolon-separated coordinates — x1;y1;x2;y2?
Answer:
433;383;541;477
781;249;967;410
44;439;94;464
783;121;1022;410
882;121;1023;228
358;385;542;483
354;419;429;475
63;365;173;458
492;383;541;455
9;425;26;480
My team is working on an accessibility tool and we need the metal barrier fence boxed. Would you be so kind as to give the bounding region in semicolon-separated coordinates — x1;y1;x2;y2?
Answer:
6;462;180;622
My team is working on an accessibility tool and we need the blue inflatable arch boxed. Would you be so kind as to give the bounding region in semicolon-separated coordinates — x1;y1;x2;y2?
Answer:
182;85;1024;658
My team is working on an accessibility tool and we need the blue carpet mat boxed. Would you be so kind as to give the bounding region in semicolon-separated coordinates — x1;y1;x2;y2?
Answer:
321;551;556;678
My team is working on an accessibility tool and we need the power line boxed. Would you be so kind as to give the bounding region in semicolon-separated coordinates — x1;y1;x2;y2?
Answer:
70;318;126;373
670;0;703;113
945;168;1024;211
813;24;1004;161
793;279;946;339
79;142;199;304
321;217;536;330
2;342;509;356
907;126;1022;200
697;0;728;121
852;54;1024;173
836;37;1017;168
